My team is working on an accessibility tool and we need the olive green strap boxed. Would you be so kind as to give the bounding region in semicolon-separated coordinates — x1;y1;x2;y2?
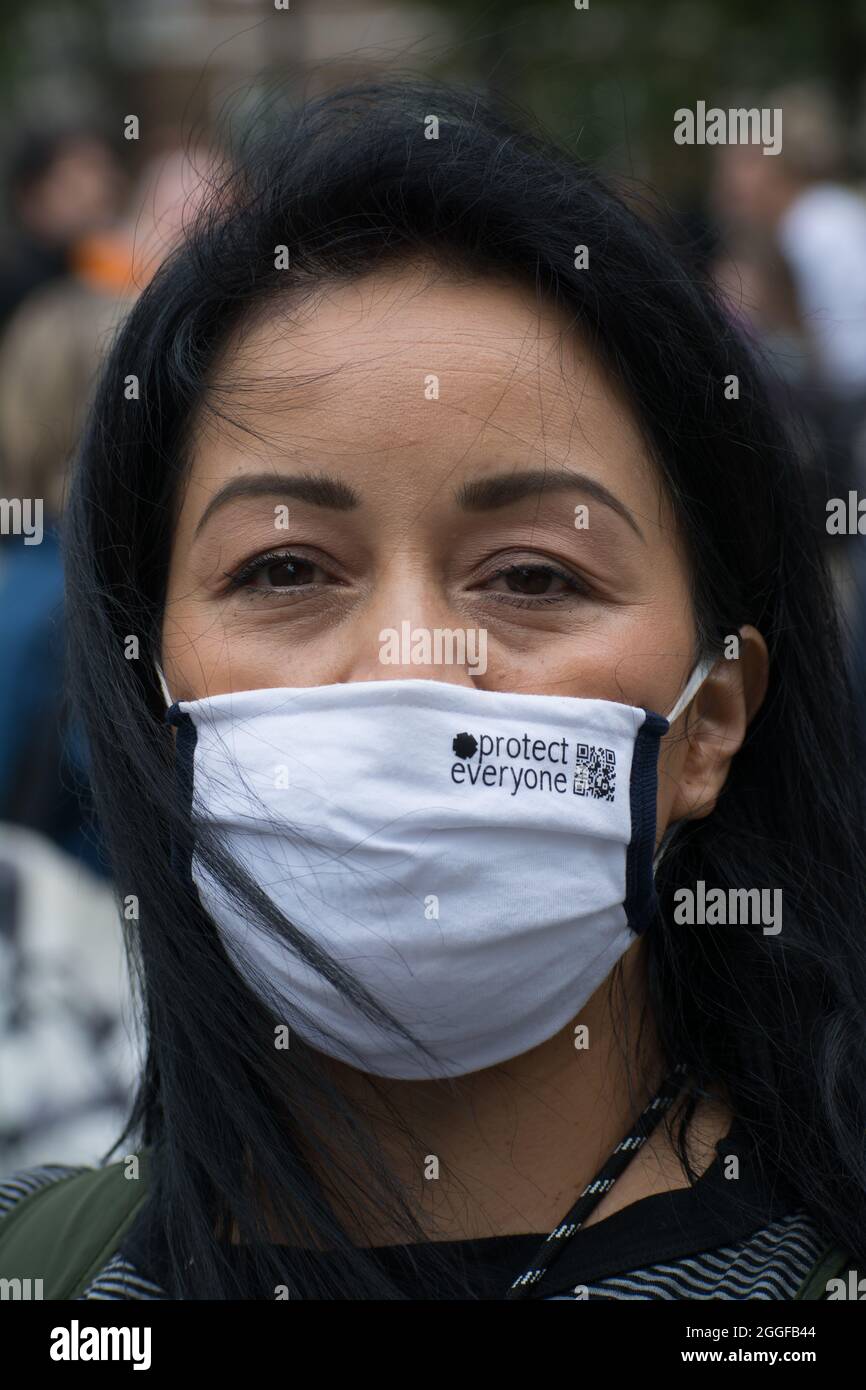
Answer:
792;1242;853;1300
0;1154;150;1299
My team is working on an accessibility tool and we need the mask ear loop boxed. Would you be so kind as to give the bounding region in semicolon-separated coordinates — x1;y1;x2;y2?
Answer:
664;654;717;726
652;653;719;876
155;662;174;711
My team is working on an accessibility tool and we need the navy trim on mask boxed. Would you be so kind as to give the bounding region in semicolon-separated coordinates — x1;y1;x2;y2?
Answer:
624;710;669;936
166;703;197;883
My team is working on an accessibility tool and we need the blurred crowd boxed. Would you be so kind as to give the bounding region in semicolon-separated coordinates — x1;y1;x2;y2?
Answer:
2;78;866;1168
0;122;221;1170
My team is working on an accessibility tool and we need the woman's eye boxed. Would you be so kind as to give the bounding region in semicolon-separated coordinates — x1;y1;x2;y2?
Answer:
229;552;330;592
483;564;586;601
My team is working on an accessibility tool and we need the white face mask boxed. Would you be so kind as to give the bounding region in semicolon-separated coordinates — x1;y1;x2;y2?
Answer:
158;662;713;1080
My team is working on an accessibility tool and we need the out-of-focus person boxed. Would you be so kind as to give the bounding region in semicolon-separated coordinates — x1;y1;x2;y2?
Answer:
0;127;126;330
711;82;866;398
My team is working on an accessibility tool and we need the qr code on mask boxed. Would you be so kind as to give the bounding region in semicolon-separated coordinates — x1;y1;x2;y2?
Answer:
573;744;616;801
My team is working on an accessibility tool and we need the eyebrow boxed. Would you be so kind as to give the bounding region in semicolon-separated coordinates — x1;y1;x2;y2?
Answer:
455;468;645;540
193;466;645;541
194;472;360;538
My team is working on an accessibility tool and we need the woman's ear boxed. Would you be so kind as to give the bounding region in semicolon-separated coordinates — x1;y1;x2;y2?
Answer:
666;625;769;825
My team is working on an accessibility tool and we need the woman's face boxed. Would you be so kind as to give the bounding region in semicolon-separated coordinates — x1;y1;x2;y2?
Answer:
162;263;725;840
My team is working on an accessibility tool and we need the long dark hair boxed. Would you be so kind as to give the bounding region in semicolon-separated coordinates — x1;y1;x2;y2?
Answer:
64;76;866;1297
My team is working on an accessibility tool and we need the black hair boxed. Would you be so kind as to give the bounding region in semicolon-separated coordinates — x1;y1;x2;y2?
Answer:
64;75;866;1298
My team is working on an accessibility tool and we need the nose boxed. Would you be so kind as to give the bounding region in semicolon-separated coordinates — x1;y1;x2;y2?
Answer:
334;564;485;688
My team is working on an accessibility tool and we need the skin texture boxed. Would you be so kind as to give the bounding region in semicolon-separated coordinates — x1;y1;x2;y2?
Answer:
162;262;768;1243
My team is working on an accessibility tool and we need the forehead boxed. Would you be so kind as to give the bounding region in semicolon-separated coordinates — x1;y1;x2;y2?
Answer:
185;262;664;521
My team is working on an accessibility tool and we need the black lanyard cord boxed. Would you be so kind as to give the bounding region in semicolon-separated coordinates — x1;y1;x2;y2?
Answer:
504;1060;690;1299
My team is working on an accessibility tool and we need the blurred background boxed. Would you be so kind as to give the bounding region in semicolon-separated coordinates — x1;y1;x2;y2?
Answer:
2;0;866;1171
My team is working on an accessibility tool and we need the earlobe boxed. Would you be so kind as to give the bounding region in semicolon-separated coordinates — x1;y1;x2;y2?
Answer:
666;625;769;826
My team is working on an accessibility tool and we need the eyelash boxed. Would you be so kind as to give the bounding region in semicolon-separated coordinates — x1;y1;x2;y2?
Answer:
223;549;592;608
223;550;328;593
478;563;591;608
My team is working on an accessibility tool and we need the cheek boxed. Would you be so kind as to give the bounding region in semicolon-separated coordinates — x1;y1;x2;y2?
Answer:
161;601;242;701
160;579;223;701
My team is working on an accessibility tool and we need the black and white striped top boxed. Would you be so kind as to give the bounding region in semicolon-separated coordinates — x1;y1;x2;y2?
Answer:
0;1117;834;1300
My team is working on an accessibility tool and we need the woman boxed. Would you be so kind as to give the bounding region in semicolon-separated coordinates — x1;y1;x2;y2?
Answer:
2;77;865;1301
